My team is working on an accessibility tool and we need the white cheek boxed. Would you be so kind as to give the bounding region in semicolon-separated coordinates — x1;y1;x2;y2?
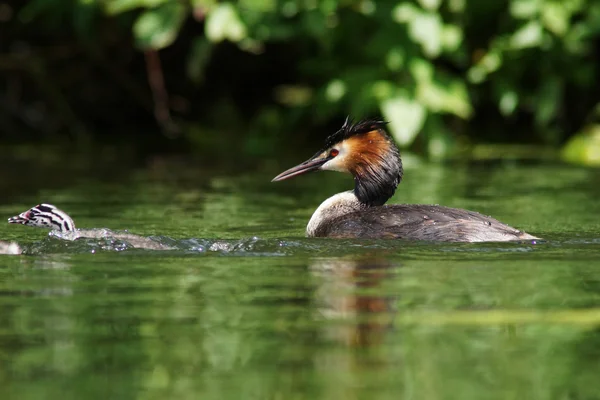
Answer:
321;158;346;172
321;143;349;172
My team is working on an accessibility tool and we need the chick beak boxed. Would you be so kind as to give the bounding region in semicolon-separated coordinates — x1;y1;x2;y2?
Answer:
272;156;329;182
8;213;29;225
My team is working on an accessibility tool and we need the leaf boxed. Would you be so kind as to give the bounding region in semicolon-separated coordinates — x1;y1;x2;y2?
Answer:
392;3;418;23
190;0;217;8
409;58;434;83
411;61;472;119
561;124;600;166
104;0;168;15
133;2;186;50
205;3;247;43
426;117;455;160
418;0;442;11
509;0;541;19
239;0;275;12
385;48;405;71
510;20;544;49
442;24;463;52
325;79;346;102
274;85;313;106
408;11;443;58
541;2;569;36
380;95;427;147
371;81;395;100
466;50;503;84
448;0;465;13
416;78;472;119
445;80;472;118
499;90;519;116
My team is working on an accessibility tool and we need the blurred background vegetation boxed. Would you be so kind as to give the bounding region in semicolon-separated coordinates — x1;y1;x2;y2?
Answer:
1;0;600;164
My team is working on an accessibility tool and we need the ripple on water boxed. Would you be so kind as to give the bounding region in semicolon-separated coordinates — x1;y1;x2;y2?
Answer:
13;231;575;259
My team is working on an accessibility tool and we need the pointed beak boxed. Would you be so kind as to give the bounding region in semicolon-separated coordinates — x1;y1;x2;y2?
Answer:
8;211;30;225
272;156;329;182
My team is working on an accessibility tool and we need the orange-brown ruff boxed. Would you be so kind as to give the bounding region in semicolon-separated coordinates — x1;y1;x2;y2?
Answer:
272;118;539;243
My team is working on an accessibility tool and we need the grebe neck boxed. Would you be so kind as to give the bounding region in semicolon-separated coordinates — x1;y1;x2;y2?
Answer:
349;131;403;206
307;191;366;237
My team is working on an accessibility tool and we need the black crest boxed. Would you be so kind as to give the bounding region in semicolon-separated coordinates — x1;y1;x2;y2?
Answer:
322;117;389;150
310;116;402;207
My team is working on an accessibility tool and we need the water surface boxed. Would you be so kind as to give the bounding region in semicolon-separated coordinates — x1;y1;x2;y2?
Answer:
0;156;599;399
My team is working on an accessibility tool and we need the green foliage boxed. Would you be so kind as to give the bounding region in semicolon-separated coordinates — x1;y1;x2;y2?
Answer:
132;2;187;49
15;0;600;158
562;124;600;166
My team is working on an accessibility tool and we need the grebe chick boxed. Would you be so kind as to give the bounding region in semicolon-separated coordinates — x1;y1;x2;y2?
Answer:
8;204;172;250
272;118;539;243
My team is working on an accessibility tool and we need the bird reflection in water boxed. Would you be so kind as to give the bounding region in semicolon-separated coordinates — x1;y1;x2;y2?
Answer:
310;256;397;348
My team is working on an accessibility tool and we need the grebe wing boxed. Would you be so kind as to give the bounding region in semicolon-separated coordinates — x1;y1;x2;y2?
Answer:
313;204;536;242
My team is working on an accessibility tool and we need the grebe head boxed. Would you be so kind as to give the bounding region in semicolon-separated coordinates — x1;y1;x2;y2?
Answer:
272;117;403;206
8;204;75;232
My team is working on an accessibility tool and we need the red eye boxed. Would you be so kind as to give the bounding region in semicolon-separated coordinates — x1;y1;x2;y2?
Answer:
329;149;339;157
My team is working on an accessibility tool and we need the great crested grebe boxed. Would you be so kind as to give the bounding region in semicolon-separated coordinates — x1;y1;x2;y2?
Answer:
272;118;539;243
8;204;172;250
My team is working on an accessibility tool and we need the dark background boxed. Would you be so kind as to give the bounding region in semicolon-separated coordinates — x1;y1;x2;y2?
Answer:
1;0;599;163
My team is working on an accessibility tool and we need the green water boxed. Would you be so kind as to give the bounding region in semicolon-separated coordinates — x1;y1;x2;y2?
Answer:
1;156;600;399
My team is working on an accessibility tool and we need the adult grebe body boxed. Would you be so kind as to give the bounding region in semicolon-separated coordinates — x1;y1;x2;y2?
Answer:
272;119;538;243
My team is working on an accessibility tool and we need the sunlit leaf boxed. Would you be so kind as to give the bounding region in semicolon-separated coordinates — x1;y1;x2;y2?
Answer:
427;118;455;160
133;2;186;49
205;3;247;43
281;1;298;17
239;0;275;12
499;91;518;116
408;11;443;58
509;0;541;19
190;0;217;8
510;20;543;49
392;3;418;23
541;3;569;36
319;0;338;15
467;50;502;83
418;0;441;11
371;81;395;100
442;24;463;52
448;0;465;13
359;0;376;15
565;0;585;13
416;78;472;119
325;80;346;102
445;80;472;119
467;66;486;84
479;51;502;72
104;0;167;15
409;58;434;83
386;48;404;71
564;23;590;54
274;85;313;106
562;124;600;166
381;95;427;146
239;38;264;54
